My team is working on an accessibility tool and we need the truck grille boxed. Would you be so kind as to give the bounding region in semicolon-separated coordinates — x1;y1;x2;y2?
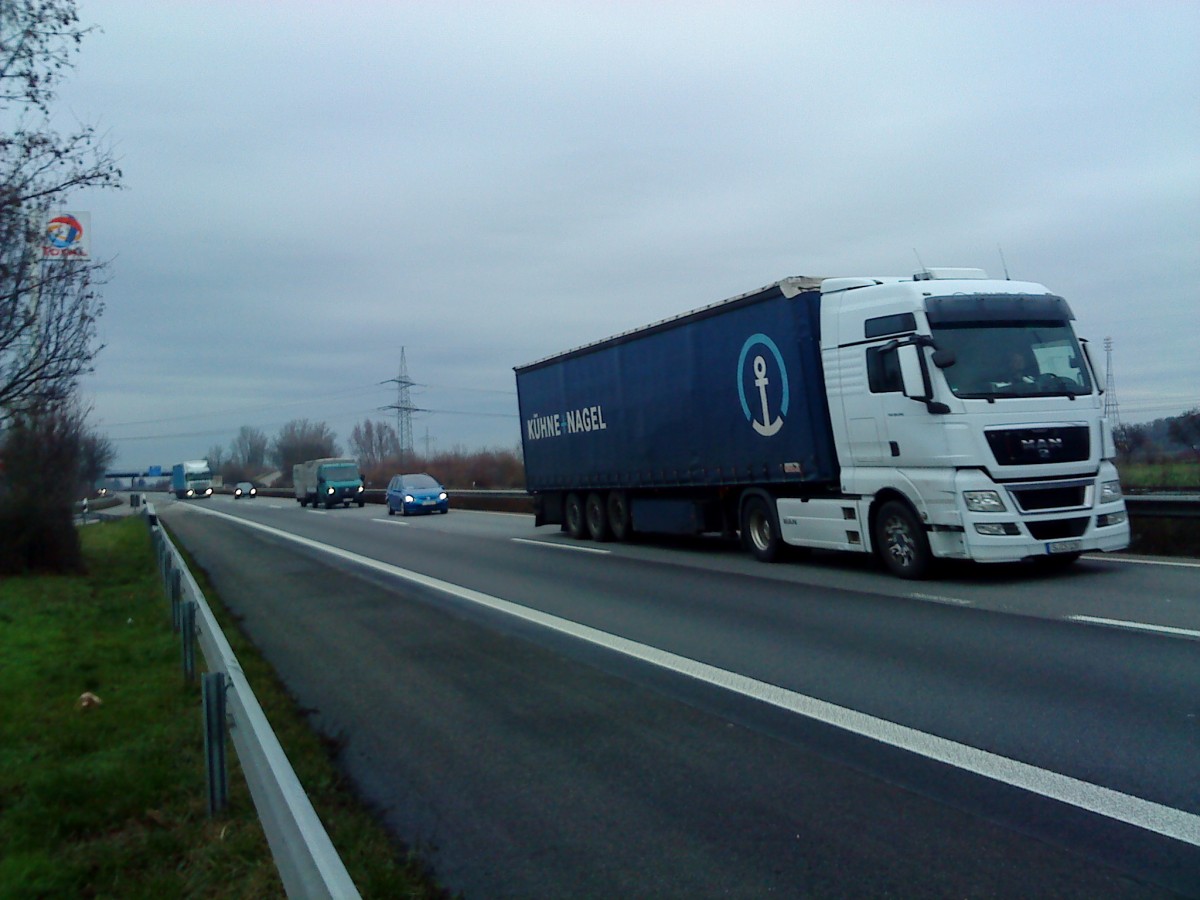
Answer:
1010;484;1088;512
1027;517;1090;540
986;426;1090;466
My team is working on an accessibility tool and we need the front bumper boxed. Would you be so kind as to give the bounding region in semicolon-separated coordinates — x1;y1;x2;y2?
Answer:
938;467;1131;562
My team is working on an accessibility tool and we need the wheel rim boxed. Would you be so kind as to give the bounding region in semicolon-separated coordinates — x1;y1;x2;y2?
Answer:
748;508;771;551
566;495;584;536
882;514;916;569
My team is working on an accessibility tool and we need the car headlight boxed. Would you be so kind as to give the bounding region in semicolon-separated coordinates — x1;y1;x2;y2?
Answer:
234;489;241;496
250;488;256;496
439;492;447;501
964;490;1006;513
404;494;415;503
1100;480;1122;503
326;487;334;495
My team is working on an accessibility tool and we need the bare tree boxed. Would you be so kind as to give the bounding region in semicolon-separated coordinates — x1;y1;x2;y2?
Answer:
1167;408;1200;462
229;424;268;472
270;418;339;481
205;443;226;472
78;426;114;489
349;418;399;470
1;0;122;423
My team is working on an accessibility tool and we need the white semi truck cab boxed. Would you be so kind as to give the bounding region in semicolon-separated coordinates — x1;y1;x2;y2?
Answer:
801;267;1129;575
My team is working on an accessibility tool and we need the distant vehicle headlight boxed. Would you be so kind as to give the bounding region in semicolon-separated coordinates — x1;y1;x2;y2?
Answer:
357;485;364;492
404;494;415;503
1100;480;1122;503
964;490;1006;513
249;487;257;496
234;489;242;497
205;488;213;496
327;487;335;495
438;492;448;501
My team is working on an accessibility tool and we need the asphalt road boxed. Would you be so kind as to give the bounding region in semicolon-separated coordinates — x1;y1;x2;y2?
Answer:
157;494;1200;898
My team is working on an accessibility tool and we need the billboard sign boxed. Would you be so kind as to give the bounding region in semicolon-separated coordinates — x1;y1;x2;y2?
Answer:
42;211;91;261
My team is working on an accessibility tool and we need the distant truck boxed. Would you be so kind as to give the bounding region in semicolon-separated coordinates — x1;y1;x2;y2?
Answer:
171;460;213;500
514;268;1130;579
294;457;365;508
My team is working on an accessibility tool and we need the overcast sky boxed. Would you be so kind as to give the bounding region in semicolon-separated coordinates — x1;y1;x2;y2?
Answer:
52;1;1199;472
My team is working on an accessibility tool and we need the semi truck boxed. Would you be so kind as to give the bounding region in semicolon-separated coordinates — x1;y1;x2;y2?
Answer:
171;460;213;500
514;268;1130;579
294;457;365;508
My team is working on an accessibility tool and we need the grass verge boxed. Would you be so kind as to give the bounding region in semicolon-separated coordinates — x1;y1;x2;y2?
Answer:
0;516;451;899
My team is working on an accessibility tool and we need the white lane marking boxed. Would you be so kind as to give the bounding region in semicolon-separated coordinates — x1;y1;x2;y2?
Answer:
372;519;410;526
909;593;973;607
176;504;1200;847
512;537;612;555
1085;554;1200;569
1068;616;1200;640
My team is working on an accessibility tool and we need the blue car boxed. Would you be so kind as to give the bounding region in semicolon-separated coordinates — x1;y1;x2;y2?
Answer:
386;473;449;516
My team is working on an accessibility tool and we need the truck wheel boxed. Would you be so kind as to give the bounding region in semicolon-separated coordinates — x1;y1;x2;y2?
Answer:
586;493;611;542
607;491;632;542
741;495;782;563
874;500;932;579
565;493;587;539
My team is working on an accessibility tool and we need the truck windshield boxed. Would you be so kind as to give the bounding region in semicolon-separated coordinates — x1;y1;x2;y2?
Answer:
932;322;1093;399
186;472;210;482
320;465;360;482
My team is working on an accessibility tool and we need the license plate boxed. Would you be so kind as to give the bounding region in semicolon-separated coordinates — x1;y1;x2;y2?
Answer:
422;499;435;505
1047;540;1082;554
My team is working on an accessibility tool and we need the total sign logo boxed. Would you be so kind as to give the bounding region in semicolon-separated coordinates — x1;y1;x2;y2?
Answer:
737;333;789;437
42;211;90;260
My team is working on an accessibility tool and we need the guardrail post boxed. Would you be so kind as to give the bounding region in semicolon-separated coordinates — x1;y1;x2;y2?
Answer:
202;672;229;817
181;600;196;682
170;568;183;632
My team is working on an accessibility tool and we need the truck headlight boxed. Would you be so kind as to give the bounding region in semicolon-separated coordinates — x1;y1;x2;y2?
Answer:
1100;480;1122;503
975;522;1020;536
964;490;1006;513
357;485;364;492
326;487;334;495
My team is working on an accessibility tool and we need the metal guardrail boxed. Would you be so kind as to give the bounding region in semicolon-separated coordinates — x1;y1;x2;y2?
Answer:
1124;494;1200;519
144;503;360;899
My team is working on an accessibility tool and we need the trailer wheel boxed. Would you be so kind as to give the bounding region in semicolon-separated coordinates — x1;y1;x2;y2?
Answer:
741;495;782;563
607;491;632;542
874;500;932;579
586;493;611;542
565;493;587;539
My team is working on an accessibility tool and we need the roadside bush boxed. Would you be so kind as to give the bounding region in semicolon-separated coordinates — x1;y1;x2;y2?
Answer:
0;406;87;574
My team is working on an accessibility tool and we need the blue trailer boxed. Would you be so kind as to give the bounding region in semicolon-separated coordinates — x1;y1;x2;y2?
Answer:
515;269;1128;578
515;278;839;542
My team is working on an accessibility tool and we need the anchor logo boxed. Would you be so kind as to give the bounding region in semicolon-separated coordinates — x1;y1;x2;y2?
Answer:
737;334;789;437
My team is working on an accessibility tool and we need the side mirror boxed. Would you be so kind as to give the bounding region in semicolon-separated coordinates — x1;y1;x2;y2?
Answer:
898;344;928;401
931;349;956;369
1080;338;1102;393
